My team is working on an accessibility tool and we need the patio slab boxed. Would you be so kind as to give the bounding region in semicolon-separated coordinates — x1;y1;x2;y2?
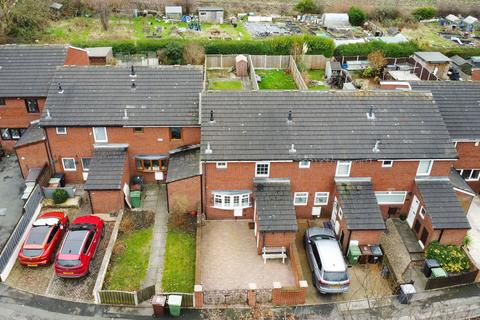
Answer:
200;221;295;290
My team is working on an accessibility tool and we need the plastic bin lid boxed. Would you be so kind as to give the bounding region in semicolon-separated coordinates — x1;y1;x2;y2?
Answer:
349;245;361;254
425;259;440;268
130;191;141;196
152;295;166;305
400;283;416;294
370;245;383;256
431;267;448;277
168;295;182;305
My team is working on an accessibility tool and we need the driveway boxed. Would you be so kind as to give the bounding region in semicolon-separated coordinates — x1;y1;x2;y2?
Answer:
0;155;25;250
467;196;480;268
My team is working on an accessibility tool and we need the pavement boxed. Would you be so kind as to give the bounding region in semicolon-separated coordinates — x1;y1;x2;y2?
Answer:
140;185;168;291
0;155;25;250
467;196;480;269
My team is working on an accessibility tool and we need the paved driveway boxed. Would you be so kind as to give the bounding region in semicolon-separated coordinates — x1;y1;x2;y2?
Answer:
467;197;480;268
0;155;25;250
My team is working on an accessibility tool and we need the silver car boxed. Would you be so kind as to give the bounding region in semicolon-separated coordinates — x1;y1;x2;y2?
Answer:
304;227;350;294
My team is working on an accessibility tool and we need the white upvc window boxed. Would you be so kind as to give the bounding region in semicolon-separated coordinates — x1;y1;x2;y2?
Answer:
299;160;310;168
419;206;426;219
314;192;329;205
81;157;92;171
294;192;308;206
417;160;433;176
56;127;67;135
375;191;407;204
93;127;108;143
212;191;251;209
216;162;227;169
335;161;352;177
382;160;393;167
62;157;76;171
457;169;480;181
255;162;270;177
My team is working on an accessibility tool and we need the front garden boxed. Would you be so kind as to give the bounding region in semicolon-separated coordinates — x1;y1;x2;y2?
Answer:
426;241;471;273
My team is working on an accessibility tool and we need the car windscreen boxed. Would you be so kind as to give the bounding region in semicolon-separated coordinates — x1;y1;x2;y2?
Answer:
22;249;43;257
323;271;348;282
26;226;51;245
311;234;335;241
57;259;81;267
60;230;89;255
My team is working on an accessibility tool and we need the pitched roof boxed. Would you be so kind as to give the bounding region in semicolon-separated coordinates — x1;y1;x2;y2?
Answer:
200;91;457;161
254;178;298;232
40;65;203;127
0;45;67;97
84;145;127;190
449;55;471;67
14;123;46;148
415;177;471;229
335;178;386;230
410;81;480;140
414;52;450;63
166;146;201;183
198;7;224;11
86;47;112;57
463;16;478;25
449;168;475;196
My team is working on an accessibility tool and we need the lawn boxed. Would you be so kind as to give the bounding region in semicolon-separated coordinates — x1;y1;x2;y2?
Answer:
209;80;243;90
256;69;297;90
402;23;458;49
307;69;329;90
104;227;153;291
162;228;196;293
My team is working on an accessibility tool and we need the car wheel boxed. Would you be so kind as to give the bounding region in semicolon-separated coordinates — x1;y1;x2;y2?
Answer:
88;262;93;275
101;227;105;239
49;254;55;265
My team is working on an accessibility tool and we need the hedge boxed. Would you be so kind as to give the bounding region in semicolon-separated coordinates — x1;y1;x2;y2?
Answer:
334;40;419;58
71;35;335;57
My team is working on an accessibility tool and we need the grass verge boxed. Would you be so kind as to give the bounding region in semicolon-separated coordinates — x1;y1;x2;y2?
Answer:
256;69;297;90
104;226;153;291
162;228;196;292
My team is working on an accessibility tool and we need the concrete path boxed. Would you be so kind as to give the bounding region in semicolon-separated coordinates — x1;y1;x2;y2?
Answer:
140;185;168;292
467;196;480;268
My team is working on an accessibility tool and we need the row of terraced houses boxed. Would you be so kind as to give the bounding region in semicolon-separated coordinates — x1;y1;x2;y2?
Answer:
1;44;480;257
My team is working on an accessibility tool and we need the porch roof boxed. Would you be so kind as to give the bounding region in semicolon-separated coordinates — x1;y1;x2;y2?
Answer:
84;145;128;190
166;146;201;183
253;178;298;232
415;177;471;229
335;178;386;230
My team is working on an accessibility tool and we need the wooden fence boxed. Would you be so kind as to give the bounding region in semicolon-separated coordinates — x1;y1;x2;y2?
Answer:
289;56;308;90
97;285;156;305
425;269;478;290
163;292;194;307
206;54;327;70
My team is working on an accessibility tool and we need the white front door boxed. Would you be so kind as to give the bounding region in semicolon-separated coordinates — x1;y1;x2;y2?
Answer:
407;195;420;227
331;197;338;223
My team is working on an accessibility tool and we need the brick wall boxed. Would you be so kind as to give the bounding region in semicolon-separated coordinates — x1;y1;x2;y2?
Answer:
167;175;201;214
89;190;125;214
203;159;454;220
0;98;46;151
15;141;49;178
256;231;296;254
64;47;90;66
454;142;480;193
45;126;200;184
472;69;480;81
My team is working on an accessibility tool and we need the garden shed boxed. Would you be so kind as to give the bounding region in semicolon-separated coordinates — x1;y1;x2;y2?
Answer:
235;55;248;77
198;7;224;24
165;6;182;20
320;13;351;29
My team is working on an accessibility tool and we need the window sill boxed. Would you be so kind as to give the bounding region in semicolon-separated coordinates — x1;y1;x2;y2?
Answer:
313;203;327;206
294;203;308;206
212;206;251;210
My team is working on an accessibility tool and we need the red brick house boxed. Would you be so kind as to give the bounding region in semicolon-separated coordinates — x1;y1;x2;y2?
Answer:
31;65;204;213
0;45;89;151
200;91;470;253
411;82;480;195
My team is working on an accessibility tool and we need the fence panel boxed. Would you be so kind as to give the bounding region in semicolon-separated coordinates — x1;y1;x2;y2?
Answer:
0;185;42;277
425;269;478;290
98;290;136;305
137;285;156;303
162;292;194;307
289;56;308;90
303;55;327;69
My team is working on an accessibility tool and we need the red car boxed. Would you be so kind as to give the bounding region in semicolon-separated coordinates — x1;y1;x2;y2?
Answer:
54;215;104;278
18;211;69;267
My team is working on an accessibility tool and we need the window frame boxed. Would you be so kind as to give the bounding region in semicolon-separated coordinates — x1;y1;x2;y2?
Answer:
335;161;352;177
24;98;39;113
457;169;480;181
212;192;251;210
92;127;108;143
375;191;407;205
255;161;270;177
216;162;228;169
135;159;167;172
293;192;309;206
56;127;67;135
313;192;329;206
133;127;144;134
381;160;393;168
62;157;77;171
170;127;182;140
299;160;311;169
0;98;5;105
417;160;433;176
0;128;25;140
419;206;426;219
81;157;92;171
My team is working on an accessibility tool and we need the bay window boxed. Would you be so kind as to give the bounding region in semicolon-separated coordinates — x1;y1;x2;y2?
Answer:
212;191;251;209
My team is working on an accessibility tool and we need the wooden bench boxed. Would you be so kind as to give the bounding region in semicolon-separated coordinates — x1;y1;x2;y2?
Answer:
262;246;287;264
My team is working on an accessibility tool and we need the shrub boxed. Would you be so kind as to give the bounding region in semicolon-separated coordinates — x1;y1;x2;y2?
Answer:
412;7;437;21
294;0;321;14
52;189;68;204
369;7;401;21
182;42;205;65
348;6;367;26
335;40;419;58
159;41;184;64
399;214;407;221
426;242;470;273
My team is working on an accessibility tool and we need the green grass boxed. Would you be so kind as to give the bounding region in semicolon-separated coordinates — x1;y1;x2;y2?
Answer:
256;69;297;90
104;227;153;291
209;80;243;90
162;228;196;293
307;69;329;90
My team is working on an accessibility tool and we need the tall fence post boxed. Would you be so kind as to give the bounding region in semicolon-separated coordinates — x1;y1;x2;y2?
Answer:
194;285;204;308
248;283;257;307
